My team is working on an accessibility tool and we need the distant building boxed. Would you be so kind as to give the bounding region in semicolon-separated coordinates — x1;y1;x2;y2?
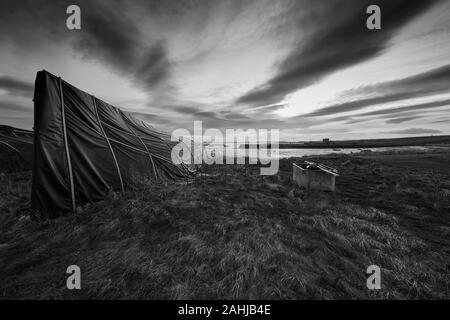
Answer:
323;138;330;143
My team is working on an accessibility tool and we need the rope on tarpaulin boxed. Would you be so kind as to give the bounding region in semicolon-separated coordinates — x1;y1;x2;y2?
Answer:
59;77;76;212
92;96;125;193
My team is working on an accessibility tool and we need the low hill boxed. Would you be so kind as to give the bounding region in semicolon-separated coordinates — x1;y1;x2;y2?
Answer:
277;135;450;149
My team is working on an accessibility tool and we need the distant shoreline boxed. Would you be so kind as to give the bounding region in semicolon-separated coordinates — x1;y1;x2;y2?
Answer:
244;135;450;149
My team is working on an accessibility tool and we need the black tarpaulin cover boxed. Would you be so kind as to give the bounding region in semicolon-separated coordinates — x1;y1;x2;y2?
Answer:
31;70;190;218
0;125;34;170
0;124;33;156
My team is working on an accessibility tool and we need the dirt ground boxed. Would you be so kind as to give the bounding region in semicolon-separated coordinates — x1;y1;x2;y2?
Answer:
0;148;449;299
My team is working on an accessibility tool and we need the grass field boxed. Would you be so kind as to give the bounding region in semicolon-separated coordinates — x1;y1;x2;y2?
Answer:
0;148;449;299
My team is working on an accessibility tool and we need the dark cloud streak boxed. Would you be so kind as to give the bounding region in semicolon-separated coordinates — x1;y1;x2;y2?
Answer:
300;64;450;117
0;76;33;97
385;116;421;124
238;0;441;107
0;0;173;91
360;98;450;117
385;128;442;134
0;101;32;114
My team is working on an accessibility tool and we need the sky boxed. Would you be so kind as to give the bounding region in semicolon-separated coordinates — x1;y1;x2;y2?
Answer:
0;0;449;141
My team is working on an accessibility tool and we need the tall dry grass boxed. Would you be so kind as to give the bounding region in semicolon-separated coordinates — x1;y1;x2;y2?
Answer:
0;153;449;299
